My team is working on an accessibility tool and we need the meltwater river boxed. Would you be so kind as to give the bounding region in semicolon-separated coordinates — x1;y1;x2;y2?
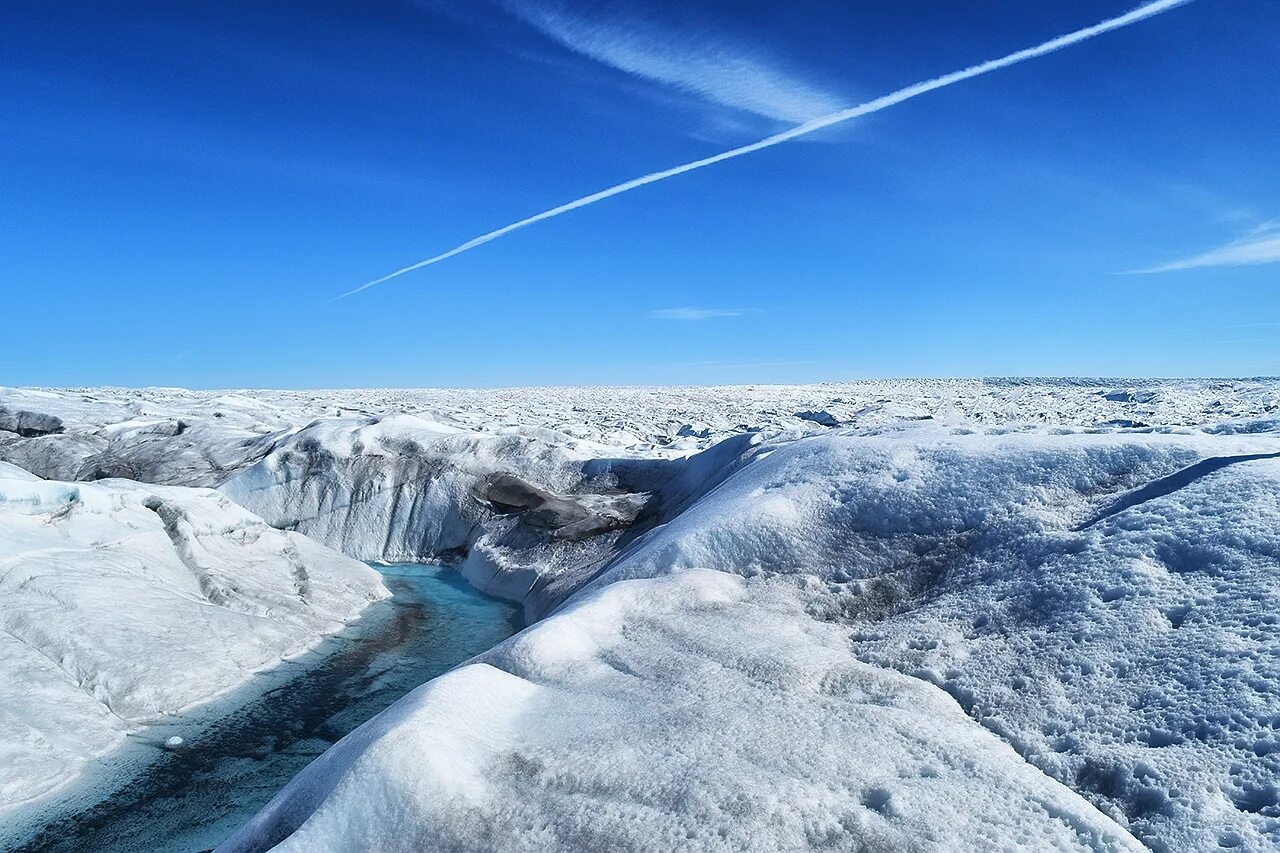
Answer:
5;563;521;853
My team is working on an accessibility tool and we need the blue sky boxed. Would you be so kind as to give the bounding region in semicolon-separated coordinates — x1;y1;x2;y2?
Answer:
2;0;1277;387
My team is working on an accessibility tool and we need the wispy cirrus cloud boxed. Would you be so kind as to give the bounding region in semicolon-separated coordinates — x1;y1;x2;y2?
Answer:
1127;220;1280;273
498;1;844;124
336;0;1196;300
648;307;752;321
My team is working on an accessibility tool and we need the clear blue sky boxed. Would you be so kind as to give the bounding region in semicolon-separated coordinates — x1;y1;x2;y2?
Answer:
3;0;1277;387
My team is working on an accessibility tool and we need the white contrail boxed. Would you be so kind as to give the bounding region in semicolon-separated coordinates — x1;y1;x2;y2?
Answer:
334;0;1195;300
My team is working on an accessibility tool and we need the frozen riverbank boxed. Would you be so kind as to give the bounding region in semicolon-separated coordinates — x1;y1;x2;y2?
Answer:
2;563;520;853
0;463;386;814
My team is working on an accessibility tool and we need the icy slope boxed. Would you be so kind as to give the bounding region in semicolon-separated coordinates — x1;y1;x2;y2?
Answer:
219;424;1280;851
0;387;300;485
583;428;1280;850
0;462;387;812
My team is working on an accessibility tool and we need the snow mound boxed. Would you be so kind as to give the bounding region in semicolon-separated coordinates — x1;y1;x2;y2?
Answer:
222;570;1141;853
0;463;388;813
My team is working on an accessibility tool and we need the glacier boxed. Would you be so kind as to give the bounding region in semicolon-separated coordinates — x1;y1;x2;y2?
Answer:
1;380;1279;850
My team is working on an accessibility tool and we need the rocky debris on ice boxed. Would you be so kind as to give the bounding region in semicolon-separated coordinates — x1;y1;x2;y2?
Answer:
479;472;644;541
794;408;841;427
0;461;387;813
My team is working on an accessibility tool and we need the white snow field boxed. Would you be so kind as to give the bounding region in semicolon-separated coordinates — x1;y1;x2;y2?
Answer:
0;461;387;813
2;380;1279;850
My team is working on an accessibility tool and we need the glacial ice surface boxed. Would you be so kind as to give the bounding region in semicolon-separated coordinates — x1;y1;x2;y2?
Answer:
3;381;1280;850
0;462;387;813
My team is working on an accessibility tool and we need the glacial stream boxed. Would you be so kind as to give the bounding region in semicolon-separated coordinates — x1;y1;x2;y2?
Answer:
4;563;521;853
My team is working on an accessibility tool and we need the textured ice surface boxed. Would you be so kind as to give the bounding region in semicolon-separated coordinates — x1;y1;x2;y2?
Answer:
0;463;387;813
3;378;1278;480
220;419;1278;851
568;428;1280;851
223;571;1143;852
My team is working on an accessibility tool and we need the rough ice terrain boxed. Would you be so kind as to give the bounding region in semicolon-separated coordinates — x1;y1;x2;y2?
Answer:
0;461;387;813
1;380;1279;850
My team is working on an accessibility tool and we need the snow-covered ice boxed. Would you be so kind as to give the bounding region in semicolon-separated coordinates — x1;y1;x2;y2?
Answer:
223;569;1143;852
2;381;1279;850
4;378;1278;478
0;461;387;813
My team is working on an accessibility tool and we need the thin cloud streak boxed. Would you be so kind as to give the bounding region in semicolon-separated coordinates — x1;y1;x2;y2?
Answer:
649;307;751;321
1127;221;1280;273
501;1;844;123
334;0;1196;302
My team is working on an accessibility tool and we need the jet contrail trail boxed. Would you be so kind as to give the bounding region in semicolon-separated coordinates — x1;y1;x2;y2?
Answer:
334;0;1195;301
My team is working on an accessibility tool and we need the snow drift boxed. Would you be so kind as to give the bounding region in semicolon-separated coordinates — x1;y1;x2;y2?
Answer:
223;569;1143;852
0;461;387;813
